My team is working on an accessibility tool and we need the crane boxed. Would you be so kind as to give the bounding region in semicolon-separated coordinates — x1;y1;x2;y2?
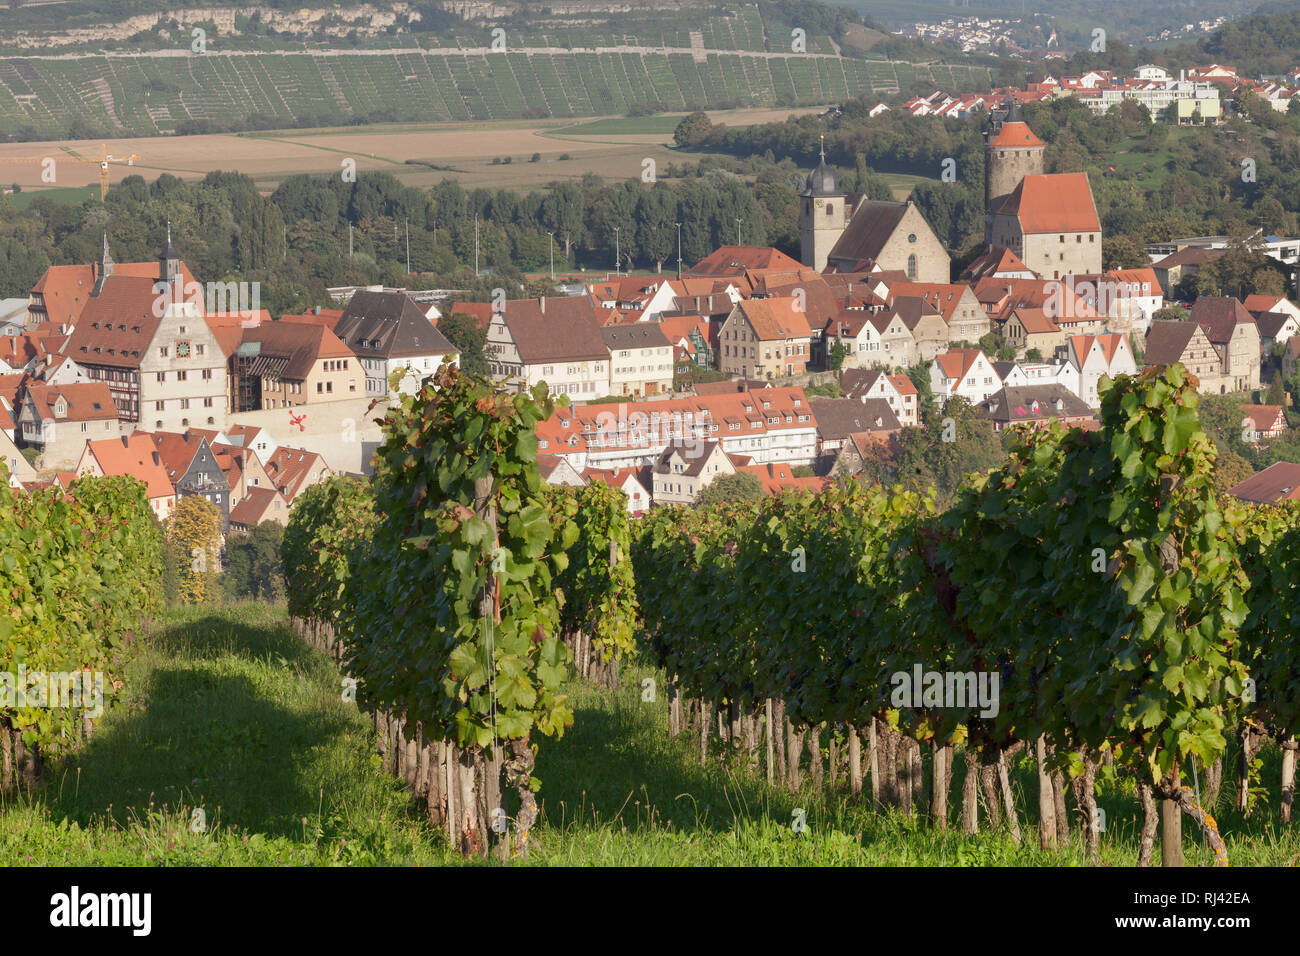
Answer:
0;144;141;200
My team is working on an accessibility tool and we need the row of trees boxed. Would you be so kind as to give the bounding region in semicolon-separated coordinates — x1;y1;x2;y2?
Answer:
0;469;162;789
633;365;1297;864
280;363;640;857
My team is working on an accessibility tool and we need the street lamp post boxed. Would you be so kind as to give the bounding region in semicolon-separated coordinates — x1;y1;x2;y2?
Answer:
614;227;621;276
737;218;743;246
547;231;555;281
675;222;682;279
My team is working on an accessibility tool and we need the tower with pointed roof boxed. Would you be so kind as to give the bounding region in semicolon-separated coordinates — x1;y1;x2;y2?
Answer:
159;222;181;286
984;100;1045;243
799;137;847;272
92;232;114;296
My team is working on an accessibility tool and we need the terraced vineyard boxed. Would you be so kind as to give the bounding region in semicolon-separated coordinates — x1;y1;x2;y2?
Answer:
0;49;993;138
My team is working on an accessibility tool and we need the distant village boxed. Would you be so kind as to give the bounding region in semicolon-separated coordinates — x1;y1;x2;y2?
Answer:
876;62;1300;126
2;104;1298;527
894;15;1229;56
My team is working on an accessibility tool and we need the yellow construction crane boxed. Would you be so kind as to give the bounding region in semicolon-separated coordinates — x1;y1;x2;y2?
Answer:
0;144;141;200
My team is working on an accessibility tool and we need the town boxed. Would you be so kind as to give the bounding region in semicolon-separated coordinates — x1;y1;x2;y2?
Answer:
3;102;1295;521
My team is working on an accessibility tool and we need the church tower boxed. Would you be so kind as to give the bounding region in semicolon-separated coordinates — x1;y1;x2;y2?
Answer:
799;138;847;272
984;100;1045;243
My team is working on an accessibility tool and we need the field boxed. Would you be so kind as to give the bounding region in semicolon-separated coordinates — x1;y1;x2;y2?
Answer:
0;107;829;197
4;603;1297;867
0;49;994;141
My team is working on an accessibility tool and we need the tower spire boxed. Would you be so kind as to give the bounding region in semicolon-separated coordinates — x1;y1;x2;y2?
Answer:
819;134;825;160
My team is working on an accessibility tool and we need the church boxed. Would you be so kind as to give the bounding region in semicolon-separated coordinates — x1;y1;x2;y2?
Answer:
798;147;950;282
798;102;1102;282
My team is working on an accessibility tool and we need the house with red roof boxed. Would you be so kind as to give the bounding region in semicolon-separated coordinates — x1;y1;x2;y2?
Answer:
142;430;232;528
930;348;1003;407
486;296;610;399
63;239;229;432
262;446;332;504
228;485;292;530
1062;334;1138;407
26;236;201;329
583;466;652;515
1242;405;1288;441
1228;461;1300;505
230;321;361;412
735;462;830;495
14;382;118;470
688;246;804;278
985;107;1101;278
718;297;813;379
651;440;735;506
536;385;819;472
76;433;178;520
890;282;992;345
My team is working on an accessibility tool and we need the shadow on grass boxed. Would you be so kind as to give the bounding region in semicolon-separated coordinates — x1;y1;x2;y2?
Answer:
534;677;801;837
40;611;365;841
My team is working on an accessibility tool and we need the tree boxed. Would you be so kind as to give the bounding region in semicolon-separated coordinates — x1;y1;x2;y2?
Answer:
1103;235;1150;271
1152;305;1189;322
696;472;764;506
1267;373;1287;406
829;339;849;371
224;521;285;601
166;495;223;605
438;312;489;376
673;111;713;148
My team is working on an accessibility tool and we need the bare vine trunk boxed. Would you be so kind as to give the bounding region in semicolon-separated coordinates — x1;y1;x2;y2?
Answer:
1036;736;1056;851
961;748;979;835
1137;781;1159;867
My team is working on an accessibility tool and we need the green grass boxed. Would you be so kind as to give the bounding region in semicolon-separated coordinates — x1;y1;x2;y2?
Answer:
3;604;1298;866
4;185;99;208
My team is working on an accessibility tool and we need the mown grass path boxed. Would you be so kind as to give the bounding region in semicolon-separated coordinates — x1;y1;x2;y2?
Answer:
3;604;1297;865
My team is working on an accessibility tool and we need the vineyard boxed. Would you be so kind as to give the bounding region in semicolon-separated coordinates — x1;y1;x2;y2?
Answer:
276;360;1299;865
0;469;162;789
0;51;993;139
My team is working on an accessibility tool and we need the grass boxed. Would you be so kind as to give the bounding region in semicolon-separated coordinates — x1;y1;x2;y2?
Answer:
4;185;100;208
3;604;1299;866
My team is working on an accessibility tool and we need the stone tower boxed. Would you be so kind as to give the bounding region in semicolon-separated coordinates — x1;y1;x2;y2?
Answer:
984;100;1045;243
799;139;847;272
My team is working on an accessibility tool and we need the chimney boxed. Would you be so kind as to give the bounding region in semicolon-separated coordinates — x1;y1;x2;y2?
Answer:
313;305;321;315
539;296;546;314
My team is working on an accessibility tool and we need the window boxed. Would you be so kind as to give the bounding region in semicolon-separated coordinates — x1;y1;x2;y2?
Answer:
158;347;168;358
196;344;205;356
155;401;165;411
317;383;324;393
179;399;189;410
202;368;212;380
177;370;187;381
907;255;917;280
203;397;213;408
157;372;166;383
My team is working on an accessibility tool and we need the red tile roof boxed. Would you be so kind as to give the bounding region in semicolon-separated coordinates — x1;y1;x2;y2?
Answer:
32;260;199;326
22;382;116;423
996;173;1100;234
84;434;174;500
987;121;1045;149
1229;461;1300;504
688;246;804;277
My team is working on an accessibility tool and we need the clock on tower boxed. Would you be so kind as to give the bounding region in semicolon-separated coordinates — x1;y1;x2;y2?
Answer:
176;340;191;359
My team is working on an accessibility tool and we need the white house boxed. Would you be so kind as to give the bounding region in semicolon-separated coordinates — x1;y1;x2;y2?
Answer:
1063;333;1138;407
930;348;1003;407
487;296;611;400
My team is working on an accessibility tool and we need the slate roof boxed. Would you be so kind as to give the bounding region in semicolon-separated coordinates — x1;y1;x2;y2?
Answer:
825;201;909;265
810;397;901;439
334;290;456;360
600;323;671;350
1190;296;1255;344
1143;321;1202;365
